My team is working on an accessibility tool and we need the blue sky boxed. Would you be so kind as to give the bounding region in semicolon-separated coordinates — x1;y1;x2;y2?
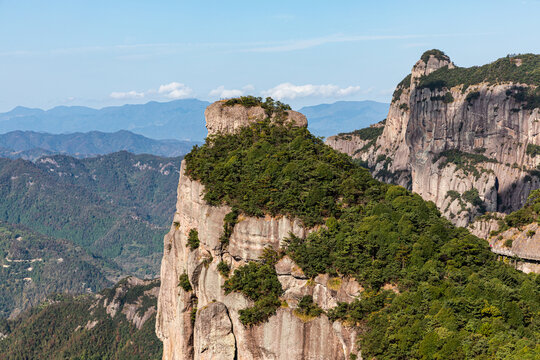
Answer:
1;0;539;112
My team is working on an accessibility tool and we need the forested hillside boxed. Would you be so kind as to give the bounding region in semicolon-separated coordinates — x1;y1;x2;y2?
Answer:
0;221;115;318
0;277;162;359
0;151;181;277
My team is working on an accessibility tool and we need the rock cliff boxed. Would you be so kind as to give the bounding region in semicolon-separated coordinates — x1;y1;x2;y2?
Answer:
326;51;540;227
156;102;360;360
205;99;307;136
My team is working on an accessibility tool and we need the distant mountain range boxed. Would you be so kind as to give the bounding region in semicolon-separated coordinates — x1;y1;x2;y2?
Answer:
0;99;209;141
0;99;389;142
299;100;389;137
0;130;199;160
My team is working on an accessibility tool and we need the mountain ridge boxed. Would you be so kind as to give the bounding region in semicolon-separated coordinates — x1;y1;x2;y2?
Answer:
0;151;181;278
0;99;389;141
0;129;199;160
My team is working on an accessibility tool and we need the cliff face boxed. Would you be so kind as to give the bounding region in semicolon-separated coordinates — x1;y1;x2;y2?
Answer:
156;103;359;360
205;100;307;136
327;51;540;227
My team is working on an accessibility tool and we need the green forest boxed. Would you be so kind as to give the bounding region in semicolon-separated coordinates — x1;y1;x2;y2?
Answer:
0;279;162;359
0;151;181;277
0;221;113;318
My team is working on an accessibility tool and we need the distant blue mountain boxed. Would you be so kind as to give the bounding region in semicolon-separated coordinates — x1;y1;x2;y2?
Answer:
0;130;199;160
0;99;389;142
0;99;210;141
301;100;389;138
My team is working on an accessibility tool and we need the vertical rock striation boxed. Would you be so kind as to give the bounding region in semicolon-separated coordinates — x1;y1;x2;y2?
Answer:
326;51;540;227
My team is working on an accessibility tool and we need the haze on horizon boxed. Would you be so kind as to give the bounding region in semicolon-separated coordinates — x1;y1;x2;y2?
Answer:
1;0;539;112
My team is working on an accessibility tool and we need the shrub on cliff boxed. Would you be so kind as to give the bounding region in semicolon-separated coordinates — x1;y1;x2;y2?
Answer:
187;228;199;250
421;49;449;63
224;96;291;117
294;295;323;318
223;262;283;326
178;273;192;292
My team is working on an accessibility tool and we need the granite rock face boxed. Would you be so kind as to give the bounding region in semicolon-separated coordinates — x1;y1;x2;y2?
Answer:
326;52;540;227
205;100;307;136
156;102;360;360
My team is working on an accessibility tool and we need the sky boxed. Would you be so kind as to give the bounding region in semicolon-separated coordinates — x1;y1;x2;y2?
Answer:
1;0;539;112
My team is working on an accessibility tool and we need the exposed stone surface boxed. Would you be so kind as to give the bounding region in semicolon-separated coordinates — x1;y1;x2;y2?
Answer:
488;222;540;273
95;276;160;329
325;121;385;159
205;100;307;136
326;53;540;227
193;302;236;360
468;213;504;238
156;160;361;359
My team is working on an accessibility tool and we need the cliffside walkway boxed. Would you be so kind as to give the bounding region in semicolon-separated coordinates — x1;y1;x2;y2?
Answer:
491;248;540;262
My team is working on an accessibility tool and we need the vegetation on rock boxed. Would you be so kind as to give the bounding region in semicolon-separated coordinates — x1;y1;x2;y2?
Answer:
178;273;192;292
336;123;384;141
220;209;240;246
185;120;381;227
223;261;283;326
224;96;291;117
526;143;540;157
417;53;540;95
420;49;450;63
493;189;540;235
183;115;540;358
187;229;200;250
392;74;412;102
217;261;230;277
294;295;323;319
434;149;496;179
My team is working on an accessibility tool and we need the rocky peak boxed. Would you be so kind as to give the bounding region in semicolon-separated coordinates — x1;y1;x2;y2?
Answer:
411;49;455;80
205;98;307;136
326;51;540;227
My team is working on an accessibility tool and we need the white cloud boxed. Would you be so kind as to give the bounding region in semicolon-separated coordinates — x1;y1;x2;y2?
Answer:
109;82;193;101
109;90;145;99
158;82;193;99
209;84;257;99
262;83;363;100
209;85;244;99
